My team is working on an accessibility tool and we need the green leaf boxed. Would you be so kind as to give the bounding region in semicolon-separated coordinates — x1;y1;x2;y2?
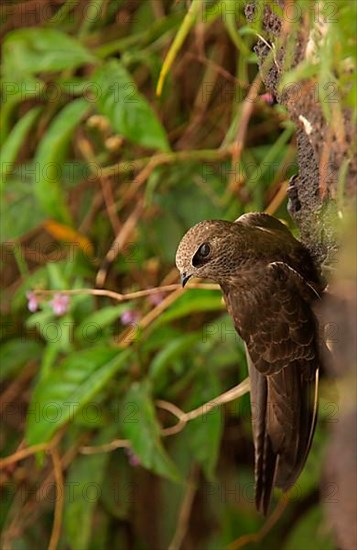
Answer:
93;59;170;151
33;98;90;223
1;77;44;144
0;174;46;241
185;367;223;480
121;380;180;482
149;332;201;382
2;28;97;75
76;304;129;340
0;339;43;382
100;452;133;520
0;107;42;190
283;506;335;550
26;347;131;444
153;289;224;327
62;425;115;550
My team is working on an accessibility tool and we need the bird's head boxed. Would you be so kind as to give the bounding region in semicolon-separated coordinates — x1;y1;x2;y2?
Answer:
175;220;244;287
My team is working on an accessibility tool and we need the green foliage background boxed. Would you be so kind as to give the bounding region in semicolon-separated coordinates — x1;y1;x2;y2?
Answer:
1;1;355;549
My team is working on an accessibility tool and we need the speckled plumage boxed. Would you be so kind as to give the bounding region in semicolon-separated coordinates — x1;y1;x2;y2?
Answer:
176;213;325;514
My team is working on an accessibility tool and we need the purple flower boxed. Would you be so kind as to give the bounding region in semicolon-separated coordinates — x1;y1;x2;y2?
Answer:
125;448;141;467
50;293;70;316
260;92;274;105
120;310;141;326
26;291;39;313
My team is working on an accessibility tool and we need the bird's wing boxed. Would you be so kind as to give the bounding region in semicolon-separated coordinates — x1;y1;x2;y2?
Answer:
225;262;320;514
234;212;292;234
234;213;326;293
245;347;277;514
246;346;319;514
239;262;320;376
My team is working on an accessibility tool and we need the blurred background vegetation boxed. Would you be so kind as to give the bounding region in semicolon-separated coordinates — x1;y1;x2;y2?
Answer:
1;1;356;549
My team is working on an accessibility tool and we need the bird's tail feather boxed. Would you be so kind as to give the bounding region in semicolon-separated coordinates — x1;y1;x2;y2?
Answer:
248;353;318;514
274;366;319;491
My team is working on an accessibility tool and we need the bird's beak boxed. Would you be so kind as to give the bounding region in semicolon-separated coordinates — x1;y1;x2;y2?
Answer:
180;272;192;287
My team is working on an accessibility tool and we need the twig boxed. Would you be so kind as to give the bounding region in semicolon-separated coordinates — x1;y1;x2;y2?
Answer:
81;378;250;453
0;443;51;468
226;494;289;550
99;176;121;235
33;283;220;303
136;288;183;331
120;156;162;204
3;439;82;549
48;448;64;550
264;180;289;215
100;148;232;178
80;439;130;455
168;465;199;550
22;440;83;530
0;362;37;412
227;73;262;194
160;377;250;435
186;52;247;87
96;200;144;287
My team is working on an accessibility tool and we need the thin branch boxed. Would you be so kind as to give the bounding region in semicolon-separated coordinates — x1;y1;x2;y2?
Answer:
0;443;51;468
100;148;232;178
227;73;262;195
32;283;220;303
226;494;289;550
1;378;250;468
168;465;199;550
48;448;64;550
160;377;250;435
264;180;289;215
136;288;183;330
96;200;144;287
80;439;130;455
0;361;37;411
80;378;250;454
4;440;82;549
99;176;122;235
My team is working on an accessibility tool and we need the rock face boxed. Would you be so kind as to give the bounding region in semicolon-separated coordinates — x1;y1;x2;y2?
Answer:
321;217;357;550
245;3;356;549
245;1;356;266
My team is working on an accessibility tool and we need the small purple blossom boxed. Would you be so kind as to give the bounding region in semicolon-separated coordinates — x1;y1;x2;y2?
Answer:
50;293;70;316
148;292;165;306
125;448;141;467
260;92;274;105
26;291;39;313
120;309;141;325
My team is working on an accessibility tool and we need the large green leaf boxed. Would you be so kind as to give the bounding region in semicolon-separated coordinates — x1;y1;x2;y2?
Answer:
93;59;170;151
121;380;180;482
0;107;42;189
0;173;46;241
283;506;335;550
1;77;44;144
62;425;116;550
153;289;224;327
149;332;201;382
26;347;131;444
185;366;223;480
2;28;97;75
33;98;90;223
75;304;129;341
0;339;43;382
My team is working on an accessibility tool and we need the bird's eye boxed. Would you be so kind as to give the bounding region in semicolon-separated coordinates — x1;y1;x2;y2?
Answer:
198;243;211;258
192;242;211;267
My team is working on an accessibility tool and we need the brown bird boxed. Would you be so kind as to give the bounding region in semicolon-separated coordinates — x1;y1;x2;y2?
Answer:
176;213;325;514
